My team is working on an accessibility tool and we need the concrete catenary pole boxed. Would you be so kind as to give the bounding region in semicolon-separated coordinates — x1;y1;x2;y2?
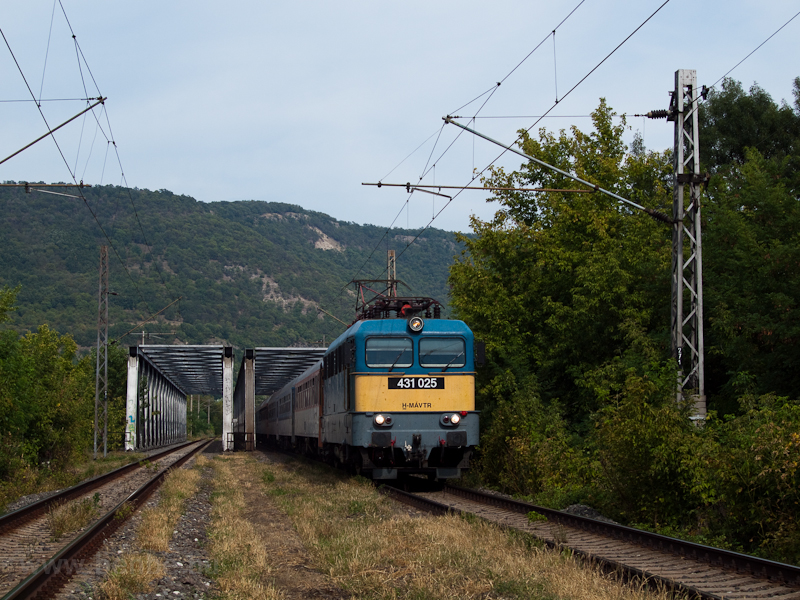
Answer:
222;347;234;450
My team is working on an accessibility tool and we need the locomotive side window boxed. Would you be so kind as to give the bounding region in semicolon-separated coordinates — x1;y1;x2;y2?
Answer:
366;337;412;368
419;338;466;368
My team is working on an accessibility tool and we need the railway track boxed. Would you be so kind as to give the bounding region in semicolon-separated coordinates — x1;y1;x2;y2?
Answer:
0;439;211;600
381;483;800;600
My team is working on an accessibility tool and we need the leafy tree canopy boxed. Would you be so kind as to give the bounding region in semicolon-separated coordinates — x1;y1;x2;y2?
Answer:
699;77;800;172
449;100;673;428
0;285;19;324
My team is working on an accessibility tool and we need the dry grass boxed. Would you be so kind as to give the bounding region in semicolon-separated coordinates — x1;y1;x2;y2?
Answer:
207;455;283;600
0;451;146;515
96;454;208;599
97;552;165;600
46;493;100;540
75;450;148;481
259;457;676;600
137;464;202;551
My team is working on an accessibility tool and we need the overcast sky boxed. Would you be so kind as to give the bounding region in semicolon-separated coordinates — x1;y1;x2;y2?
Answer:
2;1;798;236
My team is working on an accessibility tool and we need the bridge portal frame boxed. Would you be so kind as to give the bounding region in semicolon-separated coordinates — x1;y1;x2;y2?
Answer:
125;346;187;451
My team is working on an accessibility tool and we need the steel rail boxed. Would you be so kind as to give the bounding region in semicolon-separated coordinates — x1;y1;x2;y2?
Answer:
379;485;710;600
0;440;197;536
443;484;800;587
3;439;212;600
380;484;800;600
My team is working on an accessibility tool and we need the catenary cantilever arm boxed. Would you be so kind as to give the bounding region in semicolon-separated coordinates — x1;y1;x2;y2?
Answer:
443;116;672;224
0;98;106;167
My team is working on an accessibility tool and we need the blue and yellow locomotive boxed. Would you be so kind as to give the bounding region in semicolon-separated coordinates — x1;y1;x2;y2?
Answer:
255;296;480;480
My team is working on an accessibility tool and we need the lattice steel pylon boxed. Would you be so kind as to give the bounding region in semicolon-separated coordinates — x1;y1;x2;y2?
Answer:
387;250;397;297
669;69;706;419
94;245;110;458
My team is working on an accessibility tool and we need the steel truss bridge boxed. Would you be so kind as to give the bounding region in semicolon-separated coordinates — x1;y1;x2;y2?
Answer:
125;345;325;451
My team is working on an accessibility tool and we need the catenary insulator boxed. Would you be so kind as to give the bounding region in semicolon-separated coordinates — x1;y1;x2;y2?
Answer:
646;109;671;119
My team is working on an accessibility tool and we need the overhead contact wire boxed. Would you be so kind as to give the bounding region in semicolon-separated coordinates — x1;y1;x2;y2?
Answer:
709;8;800;90
354;0;591;286
418;83;501;183
57;5;174;309
57;5;177;301
378;127;442;183
1;26;154;316
354;0;586;288
389;0;674;273
553;30;558;103
37;0;57;106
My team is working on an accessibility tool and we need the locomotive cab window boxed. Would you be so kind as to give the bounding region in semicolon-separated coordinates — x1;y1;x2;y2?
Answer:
366;337;413;368
419;338;466;368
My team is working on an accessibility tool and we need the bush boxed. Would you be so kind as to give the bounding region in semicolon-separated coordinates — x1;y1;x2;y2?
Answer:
477;372;583;498
0;325;94;500
705;394;800;562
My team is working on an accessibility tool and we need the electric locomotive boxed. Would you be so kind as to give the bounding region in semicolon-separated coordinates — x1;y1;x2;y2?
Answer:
256;296;480;480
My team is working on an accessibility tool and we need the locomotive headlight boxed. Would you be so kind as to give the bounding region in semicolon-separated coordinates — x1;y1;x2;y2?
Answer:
440;413;461;427
374;414;392;427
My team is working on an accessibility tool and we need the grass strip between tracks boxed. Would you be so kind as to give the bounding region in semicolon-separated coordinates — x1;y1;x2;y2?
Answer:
252;453;677;600
97;455;208;599
204;454;283;599
46;492;101;540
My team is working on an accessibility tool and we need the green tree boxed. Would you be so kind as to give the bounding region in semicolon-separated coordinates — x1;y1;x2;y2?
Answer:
0;325;93;480
450;100;673;428
0;285;19;324
703;148;800;409
699;77;800;172
701;394;800;562
78;343;131;448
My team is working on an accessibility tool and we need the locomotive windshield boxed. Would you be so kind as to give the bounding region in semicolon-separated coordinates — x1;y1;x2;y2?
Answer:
419;338;466;368
366;337;413;368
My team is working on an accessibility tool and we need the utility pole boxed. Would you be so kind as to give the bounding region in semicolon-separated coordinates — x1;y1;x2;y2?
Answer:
668;69;706;419
387;250;397;297
94;246;109;459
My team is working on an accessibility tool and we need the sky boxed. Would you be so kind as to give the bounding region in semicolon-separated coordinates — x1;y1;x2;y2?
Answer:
1;1;798;237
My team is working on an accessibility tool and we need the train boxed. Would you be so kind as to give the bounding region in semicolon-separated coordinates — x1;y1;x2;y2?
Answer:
255;297;480;480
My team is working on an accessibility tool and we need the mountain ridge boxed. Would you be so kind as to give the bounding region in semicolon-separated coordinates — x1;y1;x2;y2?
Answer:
0;184;463;350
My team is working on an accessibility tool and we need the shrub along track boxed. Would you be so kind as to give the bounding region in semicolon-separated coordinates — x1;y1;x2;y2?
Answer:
381;483;800;600
0;439;211;599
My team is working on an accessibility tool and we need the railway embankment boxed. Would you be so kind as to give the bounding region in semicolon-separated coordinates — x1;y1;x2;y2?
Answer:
21;447;798;600
45;447;683;600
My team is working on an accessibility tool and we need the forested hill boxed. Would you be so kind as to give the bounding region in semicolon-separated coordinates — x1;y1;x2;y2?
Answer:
0;185;462;349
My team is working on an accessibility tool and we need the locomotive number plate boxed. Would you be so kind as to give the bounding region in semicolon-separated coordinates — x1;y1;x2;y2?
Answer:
388;377;445;390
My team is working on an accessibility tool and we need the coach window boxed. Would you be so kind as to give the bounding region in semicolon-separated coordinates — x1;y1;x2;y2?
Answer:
419;338;466;368
365;337;413;368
